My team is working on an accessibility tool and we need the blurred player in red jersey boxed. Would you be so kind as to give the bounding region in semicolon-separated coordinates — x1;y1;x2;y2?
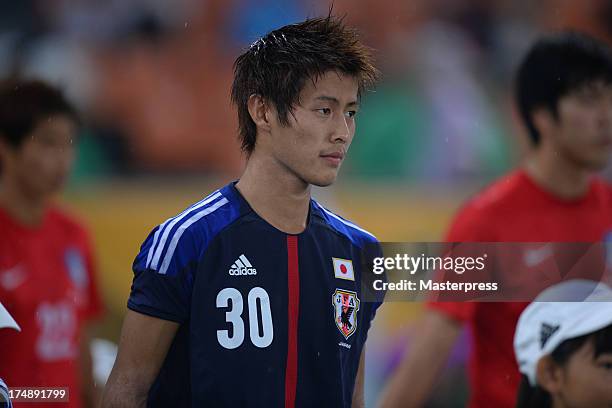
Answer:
0;80;104;408
380;32;612;408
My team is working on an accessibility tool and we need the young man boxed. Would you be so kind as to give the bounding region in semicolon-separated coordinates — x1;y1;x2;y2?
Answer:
102;16;381;407
380;32;612;408
0;80;103;407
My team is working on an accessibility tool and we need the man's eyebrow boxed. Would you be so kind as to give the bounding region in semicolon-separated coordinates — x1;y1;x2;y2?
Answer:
314;96;359;107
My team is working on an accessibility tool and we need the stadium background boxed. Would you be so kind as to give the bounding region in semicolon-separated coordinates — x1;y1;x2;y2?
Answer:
2;0;611;406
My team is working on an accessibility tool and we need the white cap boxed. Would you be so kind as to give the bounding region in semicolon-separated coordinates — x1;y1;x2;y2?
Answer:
0;302;19;331
514;279;612;386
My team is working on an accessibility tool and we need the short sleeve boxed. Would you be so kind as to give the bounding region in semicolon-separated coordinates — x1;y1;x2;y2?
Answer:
127;225;199;323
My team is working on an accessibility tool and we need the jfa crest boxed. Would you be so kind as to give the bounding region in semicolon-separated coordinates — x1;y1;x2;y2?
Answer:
332;289;360;339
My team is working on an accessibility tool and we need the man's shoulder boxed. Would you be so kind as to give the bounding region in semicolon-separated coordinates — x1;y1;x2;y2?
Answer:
459;170;528;215
47;206;91;240
136;184;243;275
446;171;527;241
311;200;378;248
156;183;244;236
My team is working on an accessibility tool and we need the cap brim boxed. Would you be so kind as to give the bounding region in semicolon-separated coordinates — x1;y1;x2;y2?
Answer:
0;302;20;331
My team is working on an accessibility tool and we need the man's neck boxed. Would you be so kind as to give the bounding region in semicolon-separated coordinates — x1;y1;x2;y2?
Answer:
236;154;311;234
0;179;46;227
523;147;591;200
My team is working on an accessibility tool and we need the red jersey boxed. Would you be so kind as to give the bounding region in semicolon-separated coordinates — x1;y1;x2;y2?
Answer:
0;206;103;408
429;170;612;408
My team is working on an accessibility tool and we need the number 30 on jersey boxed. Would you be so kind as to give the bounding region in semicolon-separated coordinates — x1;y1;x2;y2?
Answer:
216;287;274;349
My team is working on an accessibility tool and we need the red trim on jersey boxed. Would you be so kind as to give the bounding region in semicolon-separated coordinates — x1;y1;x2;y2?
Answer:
285;235;299;408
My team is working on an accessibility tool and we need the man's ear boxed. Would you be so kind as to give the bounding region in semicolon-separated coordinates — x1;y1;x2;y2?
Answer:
247;94;272;134
532;107;556;143
536;355;564;394
0;136;11;160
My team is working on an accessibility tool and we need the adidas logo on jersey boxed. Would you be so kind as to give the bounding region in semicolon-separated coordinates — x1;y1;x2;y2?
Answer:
229;254;257;276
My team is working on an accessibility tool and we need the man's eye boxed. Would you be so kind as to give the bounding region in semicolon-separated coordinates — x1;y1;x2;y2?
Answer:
345;111;357;118
316;108;331;115
600;362;612;370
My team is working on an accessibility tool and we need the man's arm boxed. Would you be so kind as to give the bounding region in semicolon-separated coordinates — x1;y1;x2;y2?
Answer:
378;310;462;408
352;347;366;408
100;310;179;408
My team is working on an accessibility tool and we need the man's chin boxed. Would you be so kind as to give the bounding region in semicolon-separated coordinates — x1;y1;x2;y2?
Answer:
308;174;338;188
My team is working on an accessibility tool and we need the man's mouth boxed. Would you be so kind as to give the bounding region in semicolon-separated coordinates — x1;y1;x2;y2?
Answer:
320;151;345;166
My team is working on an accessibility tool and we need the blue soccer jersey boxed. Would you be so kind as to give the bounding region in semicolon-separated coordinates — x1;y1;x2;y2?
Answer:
128;182;382;407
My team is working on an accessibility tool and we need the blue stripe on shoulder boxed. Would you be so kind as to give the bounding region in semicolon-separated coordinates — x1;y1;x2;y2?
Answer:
312;200;378;249
144;183;243;276
146;189;222;269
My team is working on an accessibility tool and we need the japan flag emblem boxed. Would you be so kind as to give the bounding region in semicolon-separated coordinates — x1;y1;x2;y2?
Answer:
333;258;354;281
